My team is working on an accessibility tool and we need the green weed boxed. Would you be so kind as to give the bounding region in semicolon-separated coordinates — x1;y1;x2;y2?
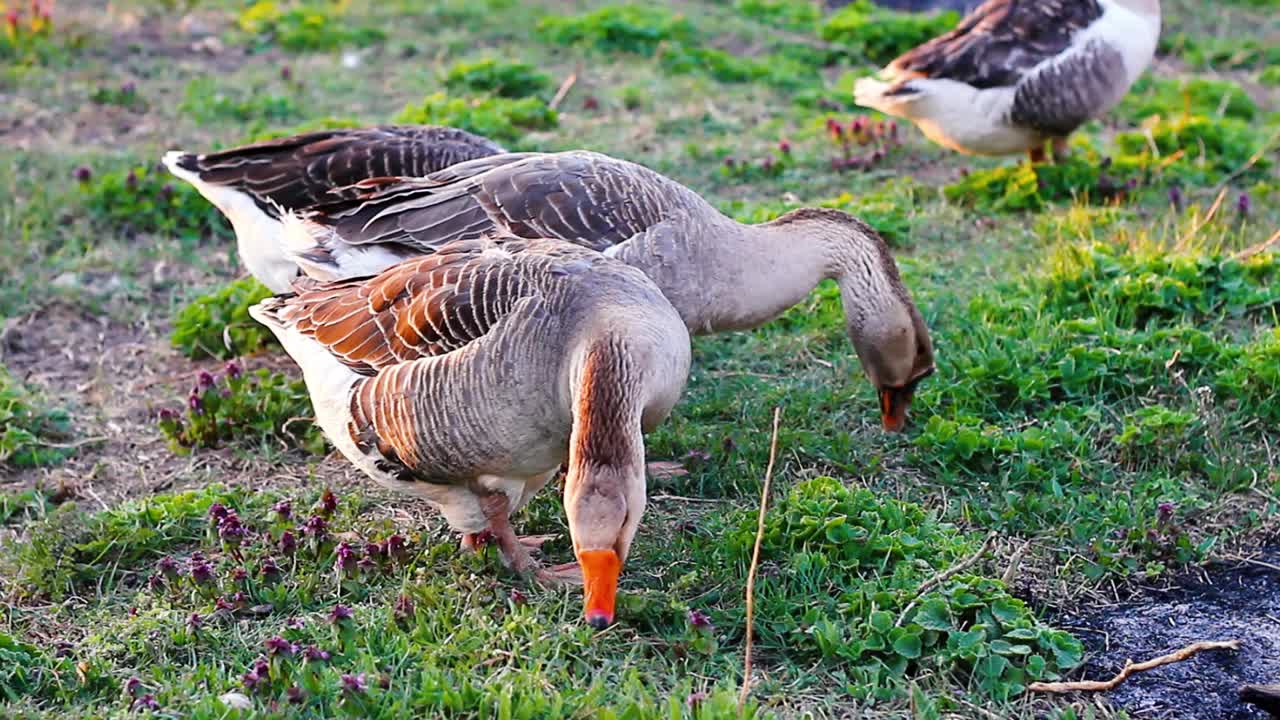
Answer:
237;0;385;52
1115;115;1270;183
89;81;146;112
444;58;551;99
0;365;72;467
820;0;959;65
171;277;277;360
395;92;557;147
79;162;229;241
156;363;326;456
721;478;1082;701
178;77;301;130
537;4;696;56
1118;75;1258;123
943;153;1143;213
733;0;820;30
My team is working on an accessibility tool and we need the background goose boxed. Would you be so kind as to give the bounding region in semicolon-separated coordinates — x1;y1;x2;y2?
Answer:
163;125;508;291
854;0;1161;161
283;150;935;431
250;237;691;629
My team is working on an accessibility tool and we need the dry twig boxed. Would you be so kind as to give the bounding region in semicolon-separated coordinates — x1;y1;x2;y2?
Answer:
1028;640;1241;693
739;406;782;710
896;532;997;627
548;72;578;110
1232;228;1280;261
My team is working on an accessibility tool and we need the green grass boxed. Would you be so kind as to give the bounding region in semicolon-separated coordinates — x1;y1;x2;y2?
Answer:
1;0;1278;717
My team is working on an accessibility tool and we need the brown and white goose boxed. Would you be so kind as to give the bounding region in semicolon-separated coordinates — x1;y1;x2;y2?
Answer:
282;150;935;430
250;237;691;629
162;126;508;291
854;0;1161;161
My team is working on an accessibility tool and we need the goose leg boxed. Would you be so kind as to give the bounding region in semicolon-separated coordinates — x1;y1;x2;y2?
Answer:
537;562;584;587
477;492;538;575
1028;145;1048;164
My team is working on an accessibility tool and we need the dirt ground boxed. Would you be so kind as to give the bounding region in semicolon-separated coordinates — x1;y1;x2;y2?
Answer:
1059;549;1280;720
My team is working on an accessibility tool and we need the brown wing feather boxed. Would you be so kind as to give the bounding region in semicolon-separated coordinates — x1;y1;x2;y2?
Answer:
179;126;506;217
887;0;1104;89
276;239;537;374
305;151;708;256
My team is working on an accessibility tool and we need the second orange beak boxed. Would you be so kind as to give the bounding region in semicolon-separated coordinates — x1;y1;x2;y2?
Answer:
880;387;912;432
578;549;621;630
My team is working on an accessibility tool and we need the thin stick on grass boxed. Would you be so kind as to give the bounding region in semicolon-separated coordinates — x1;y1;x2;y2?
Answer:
1231;228;1280;261
896;531;997;627
548;71;578;111
739;406;782;710
1028;640;1241;693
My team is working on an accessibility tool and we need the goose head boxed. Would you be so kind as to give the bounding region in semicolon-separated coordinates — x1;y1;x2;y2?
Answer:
773;208;936;431
563;460;645;630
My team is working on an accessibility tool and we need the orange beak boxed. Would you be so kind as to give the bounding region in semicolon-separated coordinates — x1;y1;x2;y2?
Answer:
879;386;912;432
578;549;621;630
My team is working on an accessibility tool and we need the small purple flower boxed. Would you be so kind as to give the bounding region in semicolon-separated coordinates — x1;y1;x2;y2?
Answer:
147;574;164;591
251;657;269;678
218;513;248;550
1157;501;1176;524
231;591;248;607
386;534;408;563
158;183;173;202
279;529;298;555
1168;185;1184;212
230;567;248;583
723;156;736;169
190;560;214;586
318;489;338;517
224;359;243;379
303;645;331;663
215;596;235;613
272;499;292;520
265;636;297;657
132;693;160;711
778;138;791;155
208;503;229;523
335;542;358;575
394;593;415;622
73;165;92;183
125;170;138;190
187;392;203;415
686;691;708;709
188;612;203;630
260;557;281;581
329;604;354;625
286;685;305;704
509;589;527;606
281;65;292;82
303;515;328;537
341;673;367;694
197;370;216;389
241;669;264;692
157;555;179;579
1238;192;1251;218
365;541;387;562
687;609;713;630
124;676;143;697
121;81;137;96
357;556;378;575
285;616;306;630
157;407;178;422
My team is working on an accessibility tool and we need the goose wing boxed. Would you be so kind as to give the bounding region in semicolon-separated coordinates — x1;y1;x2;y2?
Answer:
169;126;507;216
886;0;1104;89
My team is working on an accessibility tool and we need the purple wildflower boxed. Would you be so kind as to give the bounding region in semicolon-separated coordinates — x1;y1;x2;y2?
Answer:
281;65;292;82
1238;192;1251;218
187;392;203;415
686;691;708;709
230;567;248;583
509;588;527;606
157;555;179;580
121;81;137;96
265;636;297;657
157;407;177;422
132;694;160;711
687;609;713;630
286;685;306;704
197;370;216;389
1169;185;1184;212
241;669;264;693
207;503;229;523
279;529;298;555
328;604;354;625
188;612;203;630
365;541;387;562
303;645;331;663
356;556;377;575
1157;501;1176;524
318;489;338;517
272;499;292;520
147;574;164;591
393;593;415;622
341;673;367;694
303;515;328;537
386;534;408;563
224;359;243;379
158;183;173;201
215;596;235;613
260;557;281;581
231;591;248;607
190;559;214;586
125;170;138;190
124;676;143;697
73;165;92;183
723;156;736;169
778;138;791;155
335;542;358;575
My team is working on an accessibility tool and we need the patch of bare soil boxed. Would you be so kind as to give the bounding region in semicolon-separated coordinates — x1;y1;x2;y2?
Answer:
0;300;358;505
1057;551;1280;720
